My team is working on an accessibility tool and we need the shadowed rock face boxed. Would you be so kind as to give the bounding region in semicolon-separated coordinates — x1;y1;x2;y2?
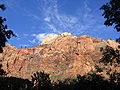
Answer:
0;32;120;81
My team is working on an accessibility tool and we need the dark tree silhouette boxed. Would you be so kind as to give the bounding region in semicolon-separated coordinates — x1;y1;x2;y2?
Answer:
31;71;52;90
0;4;16;53
0;64;6;76
116;37;120;43
100;0;120;32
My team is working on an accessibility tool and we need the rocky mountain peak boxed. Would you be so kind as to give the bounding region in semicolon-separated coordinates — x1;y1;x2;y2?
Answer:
41;32;75;45
0;33;120;81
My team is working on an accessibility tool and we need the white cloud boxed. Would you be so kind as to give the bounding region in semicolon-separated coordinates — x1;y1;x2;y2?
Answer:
44;17;51;22
23;34;29;36
31;33;57;42
26;0;87;35
32;0;109;39
84;0;91;12
17;37;20;40
36;33;46;41
29;14;41;20
39;0;82;34
29;39;36;43
47;24;58;33
32;34;36;37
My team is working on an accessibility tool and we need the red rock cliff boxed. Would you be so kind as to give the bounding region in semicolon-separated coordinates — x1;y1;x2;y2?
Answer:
0;32;120;81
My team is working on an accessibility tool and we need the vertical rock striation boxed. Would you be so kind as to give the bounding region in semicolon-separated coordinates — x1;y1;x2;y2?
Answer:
0;32;120;81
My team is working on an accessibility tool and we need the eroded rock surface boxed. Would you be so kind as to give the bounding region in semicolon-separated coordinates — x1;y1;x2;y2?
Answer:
0;32;120;81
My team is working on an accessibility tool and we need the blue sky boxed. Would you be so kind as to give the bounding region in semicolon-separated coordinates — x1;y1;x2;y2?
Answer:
0;0;120;48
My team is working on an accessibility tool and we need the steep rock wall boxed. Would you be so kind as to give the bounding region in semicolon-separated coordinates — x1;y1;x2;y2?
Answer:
0;32;120;81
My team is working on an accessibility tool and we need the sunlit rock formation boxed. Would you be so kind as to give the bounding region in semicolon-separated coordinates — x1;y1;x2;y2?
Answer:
0;32;120;81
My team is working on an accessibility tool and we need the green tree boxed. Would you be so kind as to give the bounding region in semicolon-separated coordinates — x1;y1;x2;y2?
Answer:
100;0;120;32
0;4;16;53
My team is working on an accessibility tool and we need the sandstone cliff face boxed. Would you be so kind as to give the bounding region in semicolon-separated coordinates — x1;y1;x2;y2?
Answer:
0;32;120;81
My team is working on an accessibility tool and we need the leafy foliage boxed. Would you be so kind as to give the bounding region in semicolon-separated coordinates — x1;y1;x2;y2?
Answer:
100;0;120;31
116;37;120;43
0;4;6;11
0;4;16;53
0;69;120;90
0;64;6;76
31;71;52;90
100;46;120;65
0;77;32;90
